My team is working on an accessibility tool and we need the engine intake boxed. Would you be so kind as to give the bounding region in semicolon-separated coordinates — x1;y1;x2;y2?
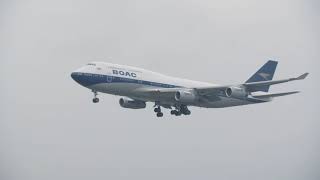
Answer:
175;90;197;104
225;87;248;98
119;98;146;109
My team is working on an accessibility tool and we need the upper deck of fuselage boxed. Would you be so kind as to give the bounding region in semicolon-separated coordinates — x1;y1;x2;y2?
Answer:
85;62;217;88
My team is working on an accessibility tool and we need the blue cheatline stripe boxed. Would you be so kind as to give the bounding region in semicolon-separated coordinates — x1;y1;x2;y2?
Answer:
71;72;180;88
71;72;266;103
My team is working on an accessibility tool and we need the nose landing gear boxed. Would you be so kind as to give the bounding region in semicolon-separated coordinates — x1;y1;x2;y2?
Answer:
93;98;99;103
92;90;99;103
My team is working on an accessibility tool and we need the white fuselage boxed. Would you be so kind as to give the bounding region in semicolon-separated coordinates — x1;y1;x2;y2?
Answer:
71;62;258;108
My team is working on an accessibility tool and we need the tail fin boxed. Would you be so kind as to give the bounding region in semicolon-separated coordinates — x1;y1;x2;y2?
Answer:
245;60;278;92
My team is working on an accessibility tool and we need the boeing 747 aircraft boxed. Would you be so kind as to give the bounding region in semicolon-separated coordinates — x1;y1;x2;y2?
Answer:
71;61;308;117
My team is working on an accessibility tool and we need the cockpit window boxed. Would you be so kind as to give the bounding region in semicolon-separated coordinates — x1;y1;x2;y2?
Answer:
87;63;96;66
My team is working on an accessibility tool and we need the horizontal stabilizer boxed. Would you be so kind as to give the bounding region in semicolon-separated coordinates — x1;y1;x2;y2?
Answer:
252;91;300;99
296;73;309;80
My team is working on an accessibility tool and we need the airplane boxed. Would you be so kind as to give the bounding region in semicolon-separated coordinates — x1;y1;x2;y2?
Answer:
71;60;309;117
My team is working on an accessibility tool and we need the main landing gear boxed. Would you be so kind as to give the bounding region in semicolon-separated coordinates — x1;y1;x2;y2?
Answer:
154;104;191;117
154;106;164;117
92;90;99;103
171;105;191;116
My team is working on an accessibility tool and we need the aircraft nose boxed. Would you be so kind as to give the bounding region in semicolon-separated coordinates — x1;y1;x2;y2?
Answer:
71;71;83;85
71;72;78;81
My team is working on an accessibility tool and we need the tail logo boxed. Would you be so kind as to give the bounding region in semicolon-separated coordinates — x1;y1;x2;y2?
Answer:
258;73;271;80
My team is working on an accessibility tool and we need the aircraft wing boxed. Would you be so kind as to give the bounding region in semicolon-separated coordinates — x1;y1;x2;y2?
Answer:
196;73;309;95
139;73;308;98
136;87;185;100
244;73;309;92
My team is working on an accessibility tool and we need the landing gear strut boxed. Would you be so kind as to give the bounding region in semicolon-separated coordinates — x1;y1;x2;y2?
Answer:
171;110;182;116
181;105;191;115
154;106;163;117
153;103;191;117
171;105;191;116
92;90;99;103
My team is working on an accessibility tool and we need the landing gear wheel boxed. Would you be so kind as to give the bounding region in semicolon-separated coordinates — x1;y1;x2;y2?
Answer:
156;112;163;117
92;90;99;103
179;105;191;116
93;97;99;103
154;107;161;113
183;110;191;115
175;111;182;116
170;110;176;115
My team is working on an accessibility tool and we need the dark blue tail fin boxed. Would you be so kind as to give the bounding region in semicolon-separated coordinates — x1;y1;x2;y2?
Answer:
246;60;278;92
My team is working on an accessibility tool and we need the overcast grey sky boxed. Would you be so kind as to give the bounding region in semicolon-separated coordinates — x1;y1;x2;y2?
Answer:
1;0;319;180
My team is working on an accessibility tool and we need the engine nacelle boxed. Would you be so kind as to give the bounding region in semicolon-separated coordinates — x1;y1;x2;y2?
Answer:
175;90;197;104
119;98;146;109
225;87;248;98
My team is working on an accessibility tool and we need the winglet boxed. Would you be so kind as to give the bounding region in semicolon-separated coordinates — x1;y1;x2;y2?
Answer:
297;73;309;80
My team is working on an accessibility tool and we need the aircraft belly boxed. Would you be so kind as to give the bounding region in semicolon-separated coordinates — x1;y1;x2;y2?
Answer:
89;83;258;108
90;83;144;96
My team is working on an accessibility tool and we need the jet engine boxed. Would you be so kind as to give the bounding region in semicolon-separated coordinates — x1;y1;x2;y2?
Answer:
119;98;146;109
175;90;197;104
225;87;248;98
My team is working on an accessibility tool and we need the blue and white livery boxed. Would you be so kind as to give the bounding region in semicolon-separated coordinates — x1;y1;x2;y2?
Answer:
71;60;308;117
